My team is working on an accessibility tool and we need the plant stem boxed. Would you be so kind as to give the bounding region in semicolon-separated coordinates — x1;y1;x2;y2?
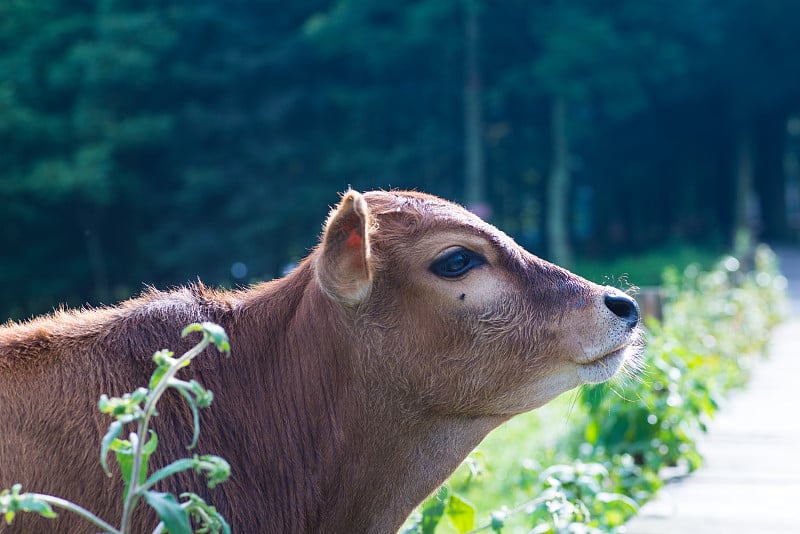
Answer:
30;494;121;534
118;335;211;532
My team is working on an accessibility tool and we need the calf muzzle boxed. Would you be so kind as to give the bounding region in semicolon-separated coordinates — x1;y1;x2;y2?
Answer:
603;291;640;328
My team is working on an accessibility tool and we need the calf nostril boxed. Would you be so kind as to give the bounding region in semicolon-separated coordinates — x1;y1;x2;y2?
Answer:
604;293;640;327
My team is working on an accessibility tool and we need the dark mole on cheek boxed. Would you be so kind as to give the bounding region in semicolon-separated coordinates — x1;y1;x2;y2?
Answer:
459;293;466;301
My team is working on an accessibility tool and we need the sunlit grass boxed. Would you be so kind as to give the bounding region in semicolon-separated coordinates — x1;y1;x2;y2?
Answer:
433;393;584;532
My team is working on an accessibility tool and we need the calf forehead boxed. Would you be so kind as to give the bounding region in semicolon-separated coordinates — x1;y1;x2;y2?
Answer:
362;190;592;304
364;191;519;254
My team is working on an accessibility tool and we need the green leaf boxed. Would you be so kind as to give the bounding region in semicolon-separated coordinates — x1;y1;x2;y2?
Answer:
122;431;158;487
144;491;191;534
114;441;135;492
420;487;448;534
192;380;214;409
197;455;231;489
152;349;176;366
142;430;159;456
530;524;552;534
445;493;476;533
98;394;111;413
150;361;171;390
181;323;204;336
175;385;202;449
143;455;230;492
594;492;639;526
583;419;599;445
595;491;638;512
113;431;157;496
100;420;124;476
180;493;231;534
130;387;150;404
0;485;57;524
183;322;230;354
489;508;507;532
16;494;57;520
201;323;230;354
98;388;148;420
144;459;196;490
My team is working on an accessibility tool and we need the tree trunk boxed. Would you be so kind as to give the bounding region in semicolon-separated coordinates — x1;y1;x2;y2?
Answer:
755;111;788;241
463;0;486;213
733;126;756;253
547;94;573;267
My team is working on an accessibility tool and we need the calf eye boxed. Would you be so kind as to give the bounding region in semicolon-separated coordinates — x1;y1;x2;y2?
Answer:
430;249;486;278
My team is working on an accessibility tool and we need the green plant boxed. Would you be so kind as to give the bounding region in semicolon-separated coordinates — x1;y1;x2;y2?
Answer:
0;322;232;534
402;460;637;534
519;462;638;534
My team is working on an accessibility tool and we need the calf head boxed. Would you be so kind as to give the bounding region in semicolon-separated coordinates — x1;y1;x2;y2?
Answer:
316;190;642;418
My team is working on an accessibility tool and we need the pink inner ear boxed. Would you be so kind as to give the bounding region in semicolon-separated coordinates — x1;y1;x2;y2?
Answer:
345;229;362;249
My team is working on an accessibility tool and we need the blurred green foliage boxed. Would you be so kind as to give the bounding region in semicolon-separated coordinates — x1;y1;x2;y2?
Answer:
2;1;800;319
573;243;723;288
402;246;788;533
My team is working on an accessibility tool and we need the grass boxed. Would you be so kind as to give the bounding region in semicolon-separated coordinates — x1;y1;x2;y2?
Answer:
464;395;578;501
429;393;586;533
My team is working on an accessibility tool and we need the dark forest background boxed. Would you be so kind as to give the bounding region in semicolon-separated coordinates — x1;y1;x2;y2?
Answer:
3;0;800;320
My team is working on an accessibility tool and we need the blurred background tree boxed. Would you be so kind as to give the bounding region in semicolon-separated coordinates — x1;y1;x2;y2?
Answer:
2;0;800;320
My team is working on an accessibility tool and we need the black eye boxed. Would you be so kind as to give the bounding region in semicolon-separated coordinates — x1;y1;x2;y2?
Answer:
430;249;486;278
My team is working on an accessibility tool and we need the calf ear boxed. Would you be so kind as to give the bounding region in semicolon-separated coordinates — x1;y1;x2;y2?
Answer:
317;190;373;305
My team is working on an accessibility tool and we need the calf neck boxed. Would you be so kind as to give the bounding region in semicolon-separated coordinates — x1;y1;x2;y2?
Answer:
0;190;641;533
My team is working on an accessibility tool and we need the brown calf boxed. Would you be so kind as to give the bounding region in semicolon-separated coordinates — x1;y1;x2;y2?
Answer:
0;190;641;533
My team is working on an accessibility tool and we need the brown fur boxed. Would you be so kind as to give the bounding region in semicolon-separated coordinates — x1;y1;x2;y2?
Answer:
0;190;641;533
